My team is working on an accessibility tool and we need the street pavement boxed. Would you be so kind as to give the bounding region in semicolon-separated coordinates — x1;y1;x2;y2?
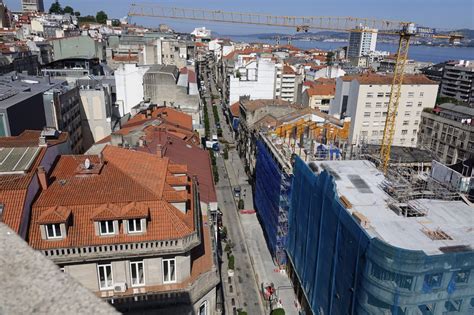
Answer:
200;60;298;315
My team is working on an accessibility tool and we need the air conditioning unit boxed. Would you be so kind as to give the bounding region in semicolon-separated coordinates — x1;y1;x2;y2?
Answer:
113;282;127;293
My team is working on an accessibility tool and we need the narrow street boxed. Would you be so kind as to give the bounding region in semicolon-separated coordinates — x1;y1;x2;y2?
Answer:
199;58;298;315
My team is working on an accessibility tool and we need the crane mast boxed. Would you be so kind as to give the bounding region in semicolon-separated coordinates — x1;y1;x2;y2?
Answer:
128;4;462;173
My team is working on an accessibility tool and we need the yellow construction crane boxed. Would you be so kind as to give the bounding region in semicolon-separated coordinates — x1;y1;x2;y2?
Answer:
128;4;462;173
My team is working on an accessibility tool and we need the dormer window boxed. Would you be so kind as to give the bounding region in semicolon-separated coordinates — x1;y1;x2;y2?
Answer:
38;206;71;240
128;219;143;233
46;223;62;239
99;220;115;235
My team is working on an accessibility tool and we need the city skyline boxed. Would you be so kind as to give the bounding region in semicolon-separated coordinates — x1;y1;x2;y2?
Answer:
3;0;474;32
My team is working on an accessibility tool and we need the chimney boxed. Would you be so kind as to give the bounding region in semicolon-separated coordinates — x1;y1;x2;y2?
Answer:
156;144;165;158
37;166;48;190
38;135;47;147
110;133;123;147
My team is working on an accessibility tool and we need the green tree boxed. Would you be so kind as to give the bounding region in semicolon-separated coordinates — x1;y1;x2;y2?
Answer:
228;255;235;270
111;19;121;27
78;15;96;23
96;11;108;24
63;6;74;15
49;0;63;14
223;145;229;160
271;309;285;315
74;11;81;17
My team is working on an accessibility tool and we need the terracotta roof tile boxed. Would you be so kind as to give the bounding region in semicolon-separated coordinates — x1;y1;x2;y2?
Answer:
0;131;69;233
229;102;240;117
28;146;196;250
283;65;296;75
306;84;336;97
37;206;71;224
341;74;437;85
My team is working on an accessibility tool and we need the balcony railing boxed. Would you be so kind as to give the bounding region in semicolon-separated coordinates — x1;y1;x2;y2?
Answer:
42;232;200;263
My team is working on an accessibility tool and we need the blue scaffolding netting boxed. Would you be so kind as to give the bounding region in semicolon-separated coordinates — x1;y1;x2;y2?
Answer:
255;139;292;265
287;156;474;315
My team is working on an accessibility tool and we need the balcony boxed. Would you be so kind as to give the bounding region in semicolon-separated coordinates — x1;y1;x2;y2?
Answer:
43;232;201;264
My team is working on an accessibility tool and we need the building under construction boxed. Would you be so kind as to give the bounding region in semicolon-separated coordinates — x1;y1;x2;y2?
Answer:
254;114;348;266
287;157;473;314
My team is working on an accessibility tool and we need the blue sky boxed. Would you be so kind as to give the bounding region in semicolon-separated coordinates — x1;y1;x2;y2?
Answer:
4;0;474;34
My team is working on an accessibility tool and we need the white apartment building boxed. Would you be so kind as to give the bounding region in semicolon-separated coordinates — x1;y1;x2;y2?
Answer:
21;0;44;12
331;74;439;147
276;65;297;102
347;25;378;59
115;63;150;117
229;55;276;104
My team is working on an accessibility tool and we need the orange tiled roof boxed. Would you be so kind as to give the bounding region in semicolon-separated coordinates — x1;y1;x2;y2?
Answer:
341;74;437;85
0;131;68;233
230;102;240;117
37;206;72;224
28;146;196;250
283;65;296;75
306;84;336;97
126;107;193;131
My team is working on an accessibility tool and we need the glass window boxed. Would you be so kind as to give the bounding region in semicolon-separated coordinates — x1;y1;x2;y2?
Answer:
418;101;423;107
365;102;372;108
374;112;381;118
424;273;443;289
0;113;6;137
364;112;371;117
444;300;462;312
372;130;378;136
402;130;408;135
377;92;384;98
46;224;62;239
420;92;424;97
413;129;417;135
128;219;143;233
199;301;208;315
163;258;176;283
366;92;374;98
408;92;415;98
370;263;413;289
385;92;391;97
405;111;411;117
99;221;115;235
454;270;470;284
406;101;413;107
403;120;409;126
362;121;370;127
375;102;382;108
130;261;145;286
98;264;113;290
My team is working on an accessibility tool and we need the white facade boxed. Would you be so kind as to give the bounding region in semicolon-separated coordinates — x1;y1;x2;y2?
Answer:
306;66;346;81
229;57;276;103
347;26;378;58
115;64;150;117
208;39;234;61
333;77;438;147
191;27;211;38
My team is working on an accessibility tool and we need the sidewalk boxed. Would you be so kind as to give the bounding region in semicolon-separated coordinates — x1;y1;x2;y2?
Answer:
223;150;298;315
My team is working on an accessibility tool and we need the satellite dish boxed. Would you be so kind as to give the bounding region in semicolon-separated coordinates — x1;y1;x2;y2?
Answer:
84;158;91;169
